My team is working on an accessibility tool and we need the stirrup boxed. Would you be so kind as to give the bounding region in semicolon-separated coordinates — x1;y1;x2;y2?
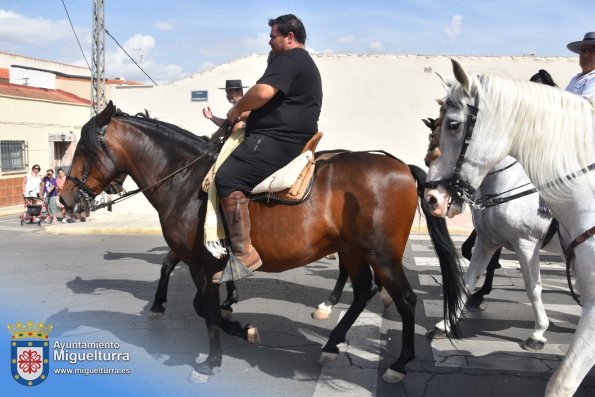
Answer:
218;254;254;284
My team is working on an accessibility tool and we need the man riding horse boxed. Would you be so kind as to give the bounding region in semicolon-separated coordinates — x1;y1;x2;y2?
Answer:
213;14;323;283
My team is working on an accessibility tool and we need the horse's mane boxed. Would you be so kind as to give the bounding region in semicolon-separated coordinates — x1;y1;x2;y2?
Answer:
77;106;218;171
452;73;595;201
114;109;211;149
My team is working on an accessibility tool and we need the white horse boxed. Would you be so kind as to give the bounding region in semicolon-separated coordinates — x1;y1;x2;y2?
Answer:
424;59;595;397
422;106;563;349
428;155;562;350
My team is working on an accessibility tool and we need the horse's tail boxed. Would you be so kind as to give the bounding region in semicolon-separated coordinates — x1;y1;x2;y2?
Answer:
408;164;467;338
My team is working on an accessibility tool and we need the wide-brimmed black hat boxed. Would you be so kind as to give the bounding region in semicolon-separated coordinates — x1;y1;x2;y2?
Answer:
219;79;247;90
567;31;595;54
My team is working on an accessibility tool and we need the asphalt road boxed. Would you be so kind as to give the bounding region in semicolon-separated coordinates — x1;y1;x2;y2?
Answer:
0;215;594;396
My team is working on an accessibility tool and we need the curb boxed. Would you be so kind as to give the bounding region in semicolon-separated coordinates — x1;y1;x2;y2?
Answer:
0;205;23;217
410;224;473;237
44;225;163;235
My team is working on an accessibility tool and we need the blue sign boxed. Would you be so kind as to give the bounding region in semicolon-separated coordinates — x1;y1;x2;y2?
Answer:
191;90;208;102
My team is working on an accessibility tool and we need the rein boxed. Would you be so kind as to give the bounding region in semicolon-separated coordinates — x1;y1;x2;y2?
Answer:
471;161;537;209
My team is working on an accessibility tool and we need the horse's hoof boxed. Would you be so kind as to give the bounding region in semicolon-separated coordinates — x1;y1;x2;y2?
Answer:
426;327;448;339
247;326;260;344
148;311;164;320
220;309;232;319
319;351;338;364
382;368;406;383
312;303;332;320
521;337;546;351
188;370;209;384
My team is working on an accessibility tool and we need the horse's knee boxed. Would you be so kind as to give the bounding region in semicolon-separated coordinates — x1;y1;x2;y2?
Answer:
395;290;417;313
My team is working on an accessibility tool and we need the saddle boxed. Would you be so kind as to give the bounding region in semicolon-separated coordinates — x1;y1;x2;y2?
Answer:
251;132;323;204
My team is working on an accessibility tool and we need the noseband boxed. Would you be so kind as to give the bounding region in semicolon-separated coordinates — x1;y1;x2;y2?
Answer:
424;93;480;207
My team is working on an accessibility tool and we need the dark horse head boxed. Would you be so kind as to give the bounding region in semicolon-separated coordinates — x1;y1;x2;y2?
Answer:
60;101;216;214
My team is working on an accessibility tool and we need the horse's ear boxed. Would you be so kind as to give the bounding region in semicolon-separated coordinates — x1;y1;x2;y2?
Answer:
422;118;432;129
94;101;116;127
434;72;449;93
451;59;470;94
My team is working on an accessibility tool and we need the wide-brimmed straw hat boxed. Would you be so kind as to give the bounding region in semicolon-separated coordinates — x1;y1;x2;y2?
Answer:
219;79;247;90
567;32;595;54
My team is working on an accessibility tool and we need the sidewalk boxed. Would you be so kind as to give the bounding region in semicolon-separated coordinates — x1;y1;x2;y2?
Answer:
2;203;474;236
45;210;163;235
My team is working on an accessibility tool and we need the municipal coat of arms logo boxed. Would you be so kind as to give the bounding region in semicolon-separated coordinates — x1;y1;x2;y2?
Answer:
7;320;53;386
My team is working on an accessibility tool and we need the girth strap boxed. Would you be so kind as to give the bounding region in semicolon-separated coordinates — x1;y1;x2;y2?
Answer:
563;225;595;306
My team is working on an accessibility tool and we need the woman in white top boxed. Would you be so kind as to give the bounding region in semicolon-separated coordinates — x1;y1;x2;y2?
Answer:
23;164;42;199
22;164;42;221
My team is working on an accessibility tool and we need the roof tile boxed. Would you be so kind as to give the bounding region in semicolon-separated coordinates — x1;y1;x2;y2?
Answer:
0;81;90;105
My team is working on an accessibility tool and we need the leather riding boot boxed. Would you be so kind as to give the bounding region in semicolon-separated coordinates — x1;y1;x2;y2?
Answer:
212;191;262;283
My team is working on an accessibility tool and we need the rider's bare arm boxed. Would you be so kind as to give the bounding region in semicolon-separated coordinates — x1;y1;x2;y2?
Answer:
227;83;278;122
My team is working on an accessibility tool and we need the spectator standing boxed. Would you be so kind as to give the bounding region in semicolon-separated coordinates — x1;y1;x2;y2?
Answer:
42;169;58;223
56;168;67;222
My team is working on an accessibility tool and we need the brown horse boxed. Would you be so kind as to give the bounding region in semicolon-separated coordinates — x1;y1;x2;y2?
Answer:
60;102;464;384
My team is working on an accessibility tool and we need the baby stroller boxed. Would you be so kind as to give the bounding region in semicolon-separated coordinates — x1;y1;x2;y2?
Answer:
21;197;47;226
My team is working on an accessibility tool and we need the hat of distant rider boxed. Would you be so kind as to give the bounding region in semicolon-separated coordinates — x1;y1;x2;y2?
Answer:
219;79;247;90
567;31;595;54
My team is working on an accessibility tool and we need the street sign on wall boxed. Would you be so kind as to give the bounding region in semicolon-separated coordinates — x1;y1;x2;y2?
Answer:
191;90;208;102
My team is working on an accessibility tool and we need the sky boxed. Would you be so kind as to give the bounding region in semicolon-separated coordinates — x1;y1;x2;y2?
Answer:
0;0;592;85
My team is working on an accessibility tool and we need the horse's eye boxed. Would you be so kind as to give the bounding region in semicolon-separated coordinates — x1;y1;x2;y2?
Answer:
446;120;460;131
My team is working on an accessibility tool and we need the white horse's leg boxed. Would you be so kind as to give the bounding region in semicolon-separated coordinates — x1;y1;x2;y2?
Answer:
546;242;595;396
431;239;498;336
515;241;549;350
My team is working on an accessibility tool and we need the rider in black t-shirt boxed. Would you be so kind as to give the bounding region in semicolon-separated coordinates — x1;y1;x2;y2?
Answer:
212;14;323;283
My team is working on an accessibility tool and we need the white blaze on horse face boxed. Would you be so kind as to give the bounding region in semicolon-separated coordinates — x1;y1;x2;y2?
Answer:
424;105;467;218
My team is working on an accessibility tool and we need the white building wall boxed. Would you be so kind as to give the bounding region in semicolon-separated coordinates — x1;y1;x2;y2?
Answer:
0;95;88;170
9;66;56;89
108;54;578;216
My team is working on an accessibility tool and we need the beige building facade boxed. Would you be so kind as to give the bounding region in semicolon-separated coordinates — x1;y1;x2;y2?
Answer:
0;51;137;209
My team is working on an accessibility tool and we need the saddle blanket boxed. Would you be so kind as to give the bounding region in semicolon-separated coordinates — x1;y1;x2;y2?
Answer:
252;150;314;195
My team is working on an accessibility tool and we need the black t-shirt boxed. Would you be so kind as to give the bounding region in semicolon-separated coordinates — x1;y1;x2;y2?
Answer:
246;48;322;144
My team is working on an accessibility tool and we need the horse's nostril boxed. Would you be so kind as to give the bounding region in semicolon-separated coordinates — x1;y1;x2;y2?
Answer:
427;195;438;206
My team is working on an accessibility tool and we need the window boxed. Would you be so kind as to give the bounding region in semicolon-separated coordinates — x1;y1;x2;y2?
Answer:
1;140;28;173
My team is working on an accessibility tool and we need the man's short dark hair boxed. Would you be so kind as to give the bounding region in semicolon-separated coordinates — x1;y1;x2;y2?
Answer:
268;14;307;44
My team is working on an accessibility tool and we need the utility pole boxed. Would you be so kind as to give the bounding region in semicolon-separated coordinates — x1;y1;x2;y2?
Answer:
91;0;106;116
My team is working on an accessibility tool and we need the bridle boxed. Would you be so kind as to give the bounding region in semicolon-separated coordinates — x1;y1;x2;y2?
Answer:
66;119;228;212
67;123;125;211
424;92;481;208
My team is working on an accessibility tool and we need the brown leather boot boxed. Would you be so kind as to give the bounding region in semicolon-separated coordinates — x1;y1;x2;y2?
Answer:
212;191;262;283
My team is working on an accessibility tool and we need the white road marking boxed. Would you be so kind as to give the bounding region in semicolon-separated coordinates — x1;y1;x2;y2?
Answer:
313;311;382;397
